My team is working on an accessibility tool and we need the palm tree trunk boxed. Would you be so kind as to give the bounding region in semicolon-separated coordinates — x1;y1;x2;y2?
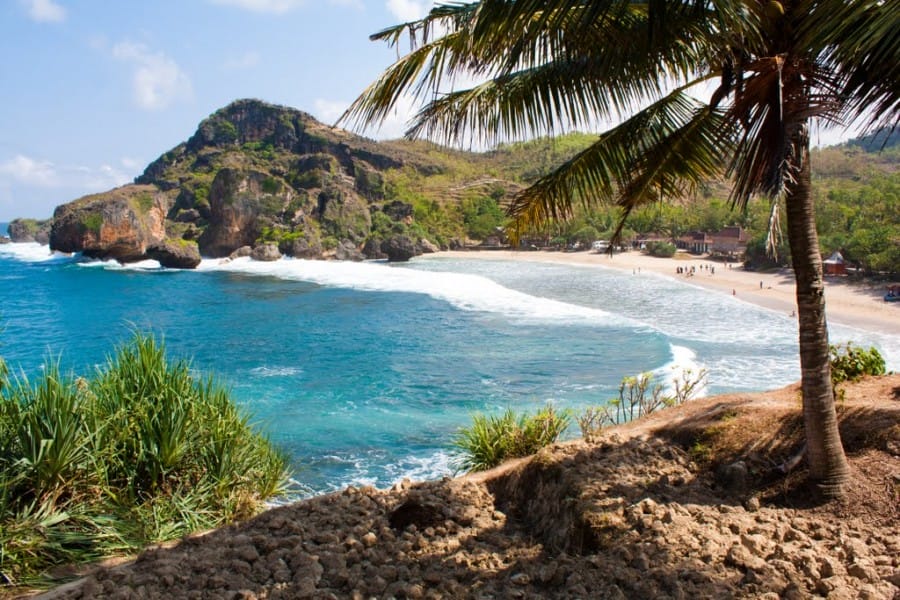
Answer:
783;122;850;499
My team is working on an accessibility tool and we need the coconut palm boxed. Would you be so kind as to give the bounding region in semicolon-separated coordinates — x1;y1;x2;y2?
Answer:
342;0;899;498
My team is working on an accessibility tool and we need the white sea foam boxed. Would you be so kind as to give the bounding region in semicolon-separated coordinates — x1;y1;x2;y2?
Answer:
78;258;163;271
0;242;73;263
0;244;166;271
652;345;710;398
250;365;303;378
197;256;639;327
383;450;456;484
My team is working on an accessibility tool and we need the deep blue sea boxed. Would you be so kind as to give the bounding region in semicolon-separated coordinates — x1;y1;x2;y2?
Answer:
1;223;898;496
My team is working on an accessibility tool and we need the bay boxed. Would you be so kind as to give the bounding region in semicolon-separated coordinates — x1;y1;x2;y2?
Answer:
1;237;897;495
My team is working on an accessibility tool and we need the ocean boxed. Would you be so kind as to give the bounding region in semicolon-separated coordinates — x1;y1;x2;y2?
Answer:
1;227;898;496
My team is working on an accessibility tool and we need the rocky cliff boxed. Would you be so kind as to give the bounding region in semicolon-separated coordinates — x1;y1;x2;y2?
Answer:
8;218;52;244
45;99;502;268
49;185;198;267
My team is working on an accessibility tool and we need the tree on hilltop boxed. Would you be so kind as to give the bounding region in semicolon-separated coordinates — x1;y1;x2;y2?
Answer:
342;0;899;499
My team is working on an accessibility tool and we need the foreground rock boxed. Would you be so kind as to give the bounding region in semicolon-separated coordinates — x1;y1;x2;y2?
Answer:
36;376;900;599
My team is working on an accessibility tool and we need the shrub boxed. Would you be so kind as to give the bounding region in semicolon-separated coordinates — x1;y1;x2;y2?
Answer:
578;369;708;442
829;342;886;384
453;406;570;472
0;334;288;585
81;213;103;235
645;241;677;257
261;176;281;195
461;196;506;240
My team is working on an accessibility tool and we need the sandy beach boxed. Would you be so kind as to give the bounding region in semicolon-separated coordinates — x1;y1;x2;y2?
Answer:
437;249;900;336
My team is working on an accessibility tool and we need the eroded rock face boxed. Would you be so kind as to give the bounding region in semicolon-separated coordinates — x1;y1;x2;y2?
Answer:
250;242;281;262
419;238;440;254
334;239;364;262
381;235;419;262
283;235;322;259
197;169;288;258
318;187;371;245
50;185;169;263
362;238;387;260
146;240;202;269
229;245;253;259
8;218;52;244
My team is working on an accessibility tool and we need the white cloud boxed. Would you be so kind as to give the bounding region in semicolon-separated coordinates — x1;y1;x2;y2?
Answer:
222;51;261;71
112;41;193;111
0;155;131;190
20;0;66;23
385;0;431;22
0;155;58;186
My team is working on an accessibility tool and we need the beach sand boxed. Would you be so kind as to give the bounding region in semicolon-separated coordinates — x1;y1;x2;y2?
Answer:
437;249;900;336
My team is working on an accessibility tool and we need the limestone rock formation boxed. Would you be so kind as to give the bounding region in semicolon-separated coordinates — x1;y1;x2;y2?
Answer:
250;242;281;262
8;218;52;244
381;235;418;262
362;238;387;260
29;98;524;267
334;239;364;261
196;168;290;257
146;239;202;269
419;238;440;253
229;245;253;259
50;185;169;263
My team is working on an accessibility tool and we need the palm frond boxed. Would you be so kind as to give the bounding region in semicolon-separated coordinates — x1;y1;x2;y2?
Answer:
507;86;730;244
342;0;733;140
404;54;671;144
802;0;900;133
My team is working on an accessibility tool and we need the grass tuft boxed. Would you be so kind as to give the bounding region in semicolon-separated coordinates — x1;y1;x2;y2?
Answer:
453;406;570;472
0;333;288;586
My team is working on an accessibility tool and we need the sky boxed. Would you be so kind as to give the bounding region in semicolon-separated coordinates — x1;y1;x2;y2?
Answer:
0;0;438;220
0;0;855;222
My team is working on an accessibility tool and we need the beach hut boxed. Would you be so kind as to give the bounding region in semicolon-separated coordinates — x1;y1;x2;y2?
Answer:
823;251;847;276
679;231;712;254
711;226;748;256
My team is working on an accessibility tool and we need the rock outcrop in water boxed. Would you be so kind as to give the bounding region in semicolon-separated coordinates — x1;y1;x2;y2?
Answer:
50;185;173;264
8;218;51;244
42;99;519;268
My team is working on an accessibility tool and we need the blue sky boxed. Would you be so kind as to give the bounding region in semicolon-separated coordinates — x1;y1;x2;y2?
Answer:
0;0;437;220
0;0;855;222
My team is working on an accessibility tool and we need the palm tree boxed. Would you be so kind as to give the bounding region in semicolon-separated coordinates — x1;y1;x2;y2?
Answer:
342;0;899;499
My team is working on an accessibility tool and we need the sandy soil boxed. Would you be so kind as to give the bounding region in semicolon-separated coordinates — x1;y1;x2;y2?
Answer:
434;249;900;336
28;375;900;600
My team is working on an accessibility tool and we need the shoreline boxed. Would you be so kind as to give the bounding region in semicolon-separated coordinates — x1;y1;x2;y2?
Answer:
433;249;900;336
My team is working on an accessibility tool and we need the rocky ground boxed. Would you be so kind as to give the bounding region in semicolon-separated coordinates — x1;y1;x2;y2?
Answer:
31;375;900;600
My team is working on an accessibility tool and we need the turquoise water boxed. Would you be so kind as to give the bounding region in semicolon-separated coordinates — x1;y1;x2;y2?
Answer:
1;235;897;495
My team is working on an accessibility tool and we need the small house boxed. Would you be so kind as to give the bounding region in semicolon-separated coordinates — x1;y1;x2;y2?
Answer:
823;251;847;276
711;226;748;256
679;231;713;254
